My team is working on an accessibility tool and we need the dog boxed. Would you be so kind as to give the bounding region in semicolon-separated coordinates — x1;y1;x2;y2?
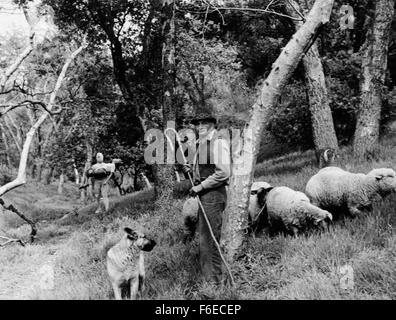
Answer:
106;227;156;300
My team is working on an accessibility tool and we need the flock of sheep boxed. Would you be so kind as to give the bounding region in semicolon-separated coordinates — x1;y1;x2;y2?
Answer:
248;166;396;236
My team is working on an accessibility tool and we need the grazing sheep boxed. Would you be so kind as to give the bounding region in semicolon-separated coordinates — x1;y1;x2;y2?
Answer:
248;181;272;231
263;186;333;236
305;167;396;220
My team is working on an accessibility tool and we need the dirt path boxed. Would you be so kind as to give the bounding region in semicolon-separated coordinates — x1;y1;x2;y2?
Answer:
0;245;60;300
0;223;72;300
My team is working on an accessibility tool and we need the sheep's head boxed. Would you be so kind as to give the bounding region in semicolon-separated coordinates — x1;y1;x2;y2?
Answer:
256;186;274;208
248;186;273;231
123;227;156;252
323;148;337;166
368;168;396;196
310;206;333;230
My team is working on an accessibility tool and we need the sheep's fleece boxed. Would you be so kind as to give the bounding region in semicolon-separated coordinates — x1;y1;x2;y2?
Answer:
265;186;333;235
305;167;396;219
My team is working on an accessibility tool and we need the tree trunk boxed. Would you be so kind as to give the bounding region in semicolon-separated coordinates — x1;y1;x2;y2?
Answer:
36;160;43;182
80;141;93;201
3;116;22;154
154;0;177;201
285;0;339;152
0;124;12;167
72;160;79;185
141;173;152;189
58;171;64;194
221;0;335;260
353;0;395;159
44;166;54;185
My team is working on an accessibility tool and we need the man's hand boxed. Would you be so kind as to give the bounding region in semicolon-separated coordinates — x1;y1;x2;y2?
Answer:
182;164;192;174
189;184;203;197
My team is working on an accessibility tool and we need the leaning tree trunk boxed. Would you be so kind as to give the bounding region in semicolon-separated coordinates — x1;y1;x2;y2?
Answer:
0;41;86;196
353;0;395;159
154;0;177;201
286;0;338;152
221;0;335;261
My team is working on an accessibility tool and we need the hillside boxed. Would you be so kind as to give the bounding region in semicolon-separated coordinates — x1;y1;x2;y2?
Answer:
0;133;395;300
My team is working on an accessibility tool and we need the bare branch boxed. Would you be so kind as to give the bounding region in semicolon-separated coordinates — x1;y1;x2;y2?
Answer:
0;199;36;243
202;0;225;25
0;235;26;248
286;0;306;21
0;100;55;117
265;0;278;11
180;1;303;21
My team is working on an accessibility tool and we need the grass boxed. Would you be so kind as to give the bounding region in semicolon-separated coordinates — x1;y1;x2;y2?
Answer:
0;133;395;300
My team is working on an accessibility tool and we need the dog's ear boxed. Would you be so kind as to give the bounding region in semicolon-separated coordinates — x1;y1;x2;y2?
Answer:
124;227;138;240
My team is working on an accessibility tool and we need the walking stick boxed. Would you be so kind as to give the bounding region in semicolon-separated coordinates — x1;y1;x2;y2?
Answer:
164;128;235;287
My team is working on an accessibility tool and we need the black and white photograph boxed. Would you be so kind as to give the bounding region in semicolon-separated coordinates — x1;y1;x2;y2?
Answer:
0;0;395;304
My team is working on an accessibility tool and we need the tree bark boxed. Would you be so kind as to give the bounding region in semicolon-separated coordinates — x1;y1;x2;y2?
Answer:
285;0;338;152
221;0;335;260
72;159;79;185
141;173;152;189
58;171;65;194
3;116;22;154
353;0;395;159
154;0;177;201
44;166;54;185
0;124;12;167
80;140;93;201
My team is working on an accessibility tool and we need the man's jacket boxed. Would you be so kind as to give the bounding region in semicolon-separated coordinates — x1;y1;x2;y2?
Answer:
192;129;231;190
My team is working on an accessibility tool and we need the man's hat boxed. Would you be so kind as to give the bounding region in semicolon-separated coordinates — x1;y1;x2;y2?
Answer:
190;105;217;125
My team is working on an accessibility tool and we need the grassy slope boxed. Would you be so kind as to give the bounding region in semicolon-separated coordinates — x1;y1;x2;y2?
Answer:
0;134;395;300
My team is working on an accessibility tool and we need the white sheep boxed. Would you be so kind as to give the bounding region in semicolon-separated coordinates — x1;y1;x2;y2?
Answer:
305;167;396;219
264;186;333;236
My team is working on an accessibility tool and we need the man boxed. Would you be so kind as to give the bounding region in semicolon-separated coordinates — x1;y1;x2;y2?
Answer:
182;109;231;284
90;152;115;214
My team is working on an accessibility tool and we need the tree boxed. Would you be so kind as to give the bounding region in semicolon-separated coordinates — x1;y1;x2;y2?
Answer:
353;0;395;159
153;0;177;201
44;0;157;137
220;0;335;260
0;39;86;196
285;0;338;152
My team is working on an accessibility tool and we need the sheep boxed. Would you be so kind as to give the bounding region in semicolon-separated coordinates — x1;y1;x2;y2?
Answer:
247;181;272;232
263;186;333;236
305;167;396;220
